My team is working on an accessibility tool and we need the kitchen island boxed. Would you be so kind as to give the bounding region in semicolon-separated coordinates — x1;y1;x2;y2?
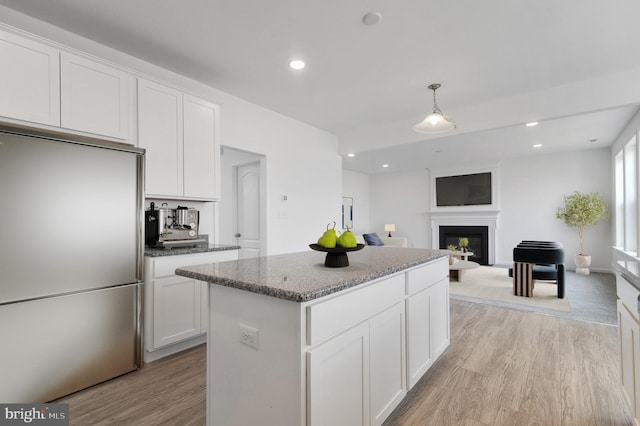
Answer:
176;247;450;426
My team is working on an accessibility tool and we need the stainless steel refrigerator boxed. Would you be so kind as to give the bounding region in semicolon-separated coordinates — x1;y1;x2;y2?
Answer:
0;127;144;402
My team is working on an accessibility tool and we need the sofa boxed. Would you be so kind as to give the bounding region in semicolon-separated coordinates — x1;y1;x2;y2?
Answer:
355;233;408;248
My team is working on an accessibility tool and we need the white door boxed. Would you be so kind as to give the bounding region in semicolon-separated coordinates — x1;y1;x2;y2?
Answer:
236;162;262;258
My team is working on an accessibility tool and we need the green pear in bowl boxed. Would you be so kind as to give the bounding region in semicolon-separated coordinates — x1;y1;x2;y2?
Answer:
337;227;358;248
317;222;338;248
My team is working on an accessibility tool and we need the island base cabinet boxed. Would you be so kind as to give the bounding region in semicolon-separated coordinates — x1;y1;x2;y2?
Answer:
406;276;450;389
369;302;406;426
307;302;406;426
307;322;370;426
208;285;304;426
201;256;448;426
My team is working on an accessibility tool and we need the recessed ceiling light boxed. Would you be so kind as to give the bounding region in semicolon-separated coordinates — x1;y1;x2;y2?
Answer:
526;122;539;127
289;59;305;70
532;144;542;148
347;153;355;157
382;164;389;168
362;12;382;26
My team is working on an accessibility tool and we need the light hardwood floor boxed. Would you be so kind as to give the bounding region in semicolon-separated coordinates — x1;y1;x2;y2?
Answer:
57;299;634;425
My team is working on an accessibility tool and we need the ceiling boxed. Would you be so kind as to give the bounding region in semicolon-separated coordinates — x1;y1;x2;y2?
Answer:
2;0;640;174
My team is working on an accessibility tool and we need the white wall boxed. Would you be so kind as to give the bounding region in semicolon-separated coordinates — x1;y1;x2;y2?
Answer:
363;149;612;270
342;170;370;235
370;170;431;248
497;149;612;270
0;7;342;256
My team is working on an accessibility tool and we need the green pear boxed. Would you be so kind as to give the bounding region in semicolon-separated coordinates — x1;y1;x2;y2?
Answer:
337;228;358;248
317;222;337;248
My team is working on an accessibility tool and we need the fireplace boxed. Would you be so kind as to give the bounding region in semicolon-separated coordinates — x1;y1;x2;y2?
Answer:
439;226;489;265
430;211;498;265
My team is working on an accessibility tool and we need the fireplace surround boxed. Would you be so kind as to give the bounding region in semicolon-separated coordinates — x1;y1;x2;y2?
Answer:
430;211;498;265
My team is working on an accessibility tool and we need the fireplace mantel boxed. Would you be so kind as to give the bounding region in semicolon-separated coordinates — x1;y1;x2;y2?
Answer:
430;210;499;265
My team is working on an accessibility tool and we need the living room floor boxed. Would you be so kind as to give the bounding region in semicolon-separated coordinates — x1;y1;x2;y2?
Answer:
451;268;618;325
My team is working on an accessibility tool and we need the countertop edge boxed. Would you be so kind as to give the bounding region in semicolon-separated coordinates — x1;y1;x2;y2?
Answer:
176;252;448;303
145;244;241;257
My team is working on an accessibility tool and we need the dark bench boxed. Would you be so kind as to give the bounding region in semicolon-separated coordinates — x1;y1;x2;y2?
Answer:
508;241;565;298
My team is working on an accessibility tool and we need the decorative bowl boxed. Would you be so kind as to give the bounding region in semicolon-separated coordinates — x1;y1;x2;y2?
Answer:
309;243;365;267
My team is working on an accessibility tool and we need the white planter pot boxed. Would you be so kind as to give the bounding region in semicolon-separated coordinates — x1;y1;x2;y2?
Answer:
575;254;591;275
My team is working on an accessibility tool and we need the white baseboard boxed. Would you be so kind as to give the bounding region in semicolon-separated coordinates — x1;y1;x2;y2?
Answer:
143;334;206;364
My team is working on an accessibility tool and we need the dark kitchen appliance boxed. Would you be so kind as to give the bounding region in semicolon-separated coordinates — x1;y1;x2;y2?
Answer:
145;202;205;249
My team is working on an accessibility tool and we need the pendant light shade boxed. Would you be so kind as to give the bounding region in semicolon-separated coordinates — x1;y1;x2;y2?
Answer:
413;83;455;133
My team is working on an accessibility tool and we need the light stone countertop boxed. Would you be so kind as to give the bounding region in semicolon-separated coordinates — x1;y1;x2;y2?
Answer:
175;246;449;302
145;243;241;257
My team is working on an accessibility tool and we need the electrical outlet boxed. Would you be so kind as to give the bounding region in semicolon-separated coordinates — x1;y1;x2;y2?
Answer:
238;323;259;350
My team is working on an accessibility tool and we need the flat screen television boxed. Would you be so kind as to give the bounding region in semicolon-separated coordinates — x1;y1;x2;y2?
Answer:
435;172;492;206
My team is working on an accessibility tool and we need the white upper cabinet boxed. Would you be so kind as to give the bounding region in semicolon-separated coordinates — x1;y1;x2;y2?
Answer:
0;29;60;126
138;78;220;200
183;94;220;200
0;28;134;143
60;52;132;140
138;79;184;197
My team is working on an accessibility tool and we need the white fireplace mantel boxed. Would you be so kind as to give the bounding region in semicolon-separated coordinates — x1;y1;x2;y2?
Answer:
430;210;499;265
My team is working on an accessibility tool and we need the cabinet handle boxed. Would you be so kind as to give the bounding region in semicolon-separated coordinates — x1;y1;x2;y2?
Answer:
235;233;241;238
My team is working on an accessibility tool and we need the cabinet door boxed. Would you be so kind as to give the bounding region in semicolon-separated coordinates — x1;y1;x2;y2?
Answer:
406;288;431;389
370;302;406;426
138;78;183;197
60;52;131;140
429;278;450;360
308;322;370;426
0;29;60;126
152;276;201;348
619;300;639;418
183;94;220;200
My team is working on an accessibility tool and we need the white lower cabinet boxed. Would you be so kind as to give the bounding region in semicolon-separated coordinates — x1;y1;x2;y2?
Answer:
308;321;370;426
617;274;640;422
369;302;406;426
308;302;406;426
144;250;238;361
152;275;202;348
406;259;450;389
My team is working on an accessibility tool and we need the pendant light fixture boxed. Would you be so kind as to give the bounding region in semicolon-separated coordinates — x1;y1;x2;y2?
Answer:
413;83;455;133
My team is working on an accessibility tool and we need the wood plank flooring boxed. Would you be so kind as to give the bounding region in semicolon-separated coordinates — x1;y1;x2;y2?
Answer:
56;299;634;425
384;300;633;426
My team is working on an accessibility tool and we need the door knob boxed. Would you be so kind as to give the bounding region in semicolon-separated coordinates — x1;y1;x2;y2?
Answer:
235;233;241;238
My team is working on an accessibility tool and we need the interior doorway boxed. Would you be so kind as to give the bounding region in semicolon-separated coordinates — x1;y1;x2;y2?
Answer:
219;146;266;258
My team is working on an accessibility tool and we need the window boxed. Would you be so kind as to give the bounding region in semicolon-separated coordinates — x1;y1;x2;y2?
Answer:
614;134;639;255
624;138;637;252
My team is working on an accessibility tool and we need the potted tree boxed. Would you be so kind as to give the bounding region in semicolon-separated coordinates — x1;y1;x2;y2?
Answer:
555;191;608;275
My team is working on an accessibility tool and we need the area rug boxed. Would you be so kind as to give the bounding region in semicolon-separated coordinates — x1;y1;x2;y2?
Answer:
449;266;570;312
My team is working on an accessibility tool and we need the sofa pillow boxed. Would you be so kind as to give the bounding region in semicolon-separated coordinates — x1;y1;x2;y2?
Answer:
363;232;384;246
